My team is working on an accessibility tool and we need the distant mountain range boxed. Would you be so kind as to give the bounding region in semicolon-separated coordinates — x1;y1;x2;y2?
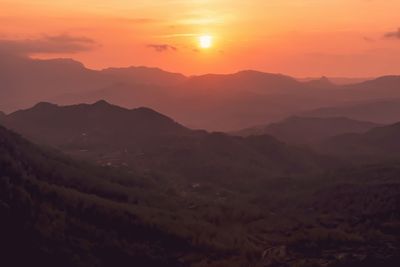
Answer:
182;70;306;94
0;124;194;266
298;76;372;85
0;101;333;186
234;116;380;145
2;54;400;131
101;66;187;87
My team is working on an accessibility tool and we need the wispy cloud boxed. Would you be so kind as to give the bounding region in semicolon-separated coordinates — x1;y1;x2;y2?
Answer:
384;28;400;39
0;34;97;55
363;36;375;42
146;44;177;52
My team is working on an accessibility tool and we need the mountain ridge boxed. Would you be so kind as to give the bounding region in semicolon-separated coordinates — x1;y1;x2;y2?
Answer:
2;54;400;131
1;100;334;186
2;100;190;150
234;116;380;145
320;121;400;159
304;98;400;124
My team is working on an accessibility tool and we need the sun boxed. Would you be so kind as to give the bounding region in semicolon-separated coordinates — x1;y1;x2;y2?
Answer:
198;35;213;49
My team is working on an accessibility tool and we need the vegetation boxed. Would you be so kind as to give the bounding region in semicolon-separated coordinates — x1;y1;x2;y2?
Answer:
1;123;400;266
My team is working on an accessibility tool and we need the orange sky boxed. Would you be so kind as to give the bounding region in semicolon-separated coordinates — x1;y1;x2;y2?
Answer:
1;0;400;77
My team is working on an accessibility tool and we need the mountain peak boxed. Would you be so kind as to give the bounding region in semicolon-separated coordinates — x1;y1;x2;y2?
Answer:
347;75;400;89
374;75;400;81
101;66;186;86
32;102;59;109
36;57;86;69
319;76;331;82
3;101;189;149
131;106;178;122
92;99;113;107
304;76;335;88
236;69;284;77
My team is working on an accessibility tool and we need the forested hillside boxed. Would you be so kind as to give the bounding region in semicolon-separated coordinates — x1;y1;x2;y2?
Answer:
1;124;400;266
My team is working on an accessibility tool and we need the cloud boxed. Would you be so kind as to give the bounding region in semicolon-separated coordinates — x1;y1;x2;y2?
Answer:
384;28;400;39
0;34;97;56
146;44;177;52
363;36;375;42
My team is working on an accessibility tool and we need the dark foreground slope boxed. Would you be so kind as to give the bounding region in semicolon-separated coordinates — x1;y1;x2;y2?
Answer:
0;128;400;267
1;124;400;266
0;125;193;267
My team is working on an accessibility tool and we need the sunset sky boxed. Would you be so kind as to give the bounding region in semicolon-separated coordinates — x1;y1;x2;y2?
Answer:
1;0;400;77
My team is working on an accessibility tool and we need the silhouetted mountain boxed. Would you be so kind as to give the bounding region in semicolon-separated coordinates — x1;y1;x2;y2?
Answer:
321;121;400;159
2;55;400;131
0;55;114;112
2;100;189;150
53;83;327;131
334;75;400;103
101;66;187;86
346;75;400;93
303;76;337;89
304;99;400;124
298;77;372;85
1;101;333;187
235;116;380;145
184;70;305;94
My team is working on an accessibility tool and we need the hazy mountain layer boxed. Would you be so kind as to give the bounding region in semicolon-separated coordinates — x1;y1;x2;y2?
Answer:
235;116;380;145
3;55;400;131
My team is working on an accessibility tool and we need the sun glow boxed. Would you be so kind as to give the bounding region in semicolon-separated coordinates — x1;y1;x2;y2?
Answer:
198;35;213;49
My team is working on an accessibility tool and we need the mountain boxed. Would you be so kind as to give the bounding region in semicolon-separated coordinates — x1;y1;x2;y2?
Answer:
2;56;318;131
2;55;400;131
59;70;342;131
302;76;337;89
0;55;112;112
1;122;400;267
1;101;333;187
321;121;400;159
183;70;306;94
1;100;189;150
0;56;184;115
304;99;400;124
101;66;187;87
345;75;400;96
298;77;372;85
235;116;380;145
